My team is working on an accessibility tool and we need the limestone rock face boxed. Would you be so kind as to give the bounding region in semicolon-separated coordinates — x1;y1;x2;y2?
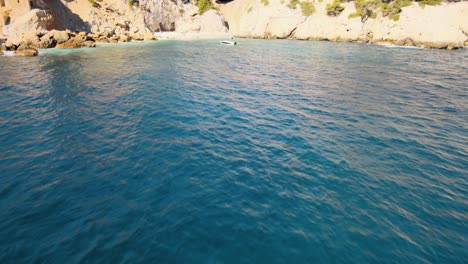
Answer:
138;0;182;32
86;0;178;34
363;4;468;49
220;0;468;49
221;0;364;40
2;0;227;49
88;7;149;36
83;0;227;34
177;10;228;34
293;2;363;42
3;9;53;37
220;0;304;38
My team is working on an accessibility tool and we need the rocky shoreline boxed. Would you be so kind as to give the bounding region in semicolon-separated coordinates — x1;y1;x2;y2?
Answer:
0;29;157;56
0;0;225;56
241;35;467;50
221;0;468;50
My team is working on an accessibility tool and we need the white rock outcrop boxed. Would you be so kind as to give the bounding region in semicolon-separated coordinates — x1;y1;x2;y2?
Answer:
177;9;228;33
2;0;229;40
3;9;52;37
220;0;468;49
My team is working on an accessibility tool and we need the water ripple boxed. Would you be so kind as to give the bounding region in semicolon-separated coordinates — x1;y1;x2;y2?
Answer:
0;40;467;263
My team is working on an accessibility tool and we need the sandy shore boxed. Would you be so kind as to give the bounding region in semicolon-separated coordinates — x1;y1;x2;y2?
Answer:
154;32;233;40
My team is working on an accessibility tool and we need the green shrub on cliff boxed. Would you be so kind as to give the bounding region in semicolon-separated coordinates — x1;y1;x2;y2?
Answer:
348;11;362;18
381;0;414;19
417;0;442;7
326;0;345;16
300;1;315;16
381;2;400;17
261;0;270;6
197;0;214;14
348;0;365;18
288;0;300;9
89;0;101;8
400;0;413;7
390;14;400;20
348;0;414;21
128;0;139;7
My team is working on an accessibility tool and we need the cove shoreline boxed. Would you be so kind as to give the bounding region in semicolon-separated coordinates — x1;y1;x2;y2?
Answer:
1;31;467;58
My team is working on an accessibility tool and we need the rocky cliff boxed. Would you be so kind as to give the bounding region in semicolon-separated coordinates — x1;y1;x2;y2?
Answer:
0;0;228;35
220;0;468;49
0;0;229;55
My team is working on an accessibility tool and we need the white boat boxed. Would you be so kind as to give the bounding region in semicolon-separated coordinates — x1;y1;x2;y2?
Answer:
220;40;236;45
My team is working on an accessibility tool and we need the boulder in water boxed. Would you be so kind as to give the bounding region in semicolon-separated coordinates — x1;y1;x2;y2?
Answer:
130;33;144;41
14;48;38;56
5;39;16;51
143;33;156;41
16;32;41;50
84;41;97;48
119;34;131;42
55;35;91;49
76;31;88;40
52;30;70;44
0;44;5;52
38;33;56;49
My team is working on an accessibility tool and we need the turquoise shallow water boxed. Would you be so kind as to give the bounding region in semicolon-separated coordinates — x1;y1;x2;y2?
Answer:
0;40;467;263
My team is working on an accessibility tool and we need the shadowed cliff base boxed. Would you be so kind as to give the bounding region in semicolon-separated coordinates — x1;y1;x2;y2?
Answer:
45;0;89;31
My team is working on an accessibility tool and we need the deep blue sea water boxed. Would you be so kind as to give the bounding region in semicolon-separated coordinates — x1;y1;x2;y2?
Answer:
0;39;467;263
